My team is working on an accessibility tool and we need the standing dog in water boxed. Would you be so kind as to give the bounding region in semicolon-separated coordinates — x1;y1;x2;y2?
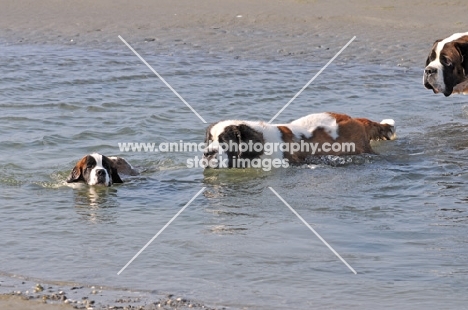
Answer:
203;112;396;169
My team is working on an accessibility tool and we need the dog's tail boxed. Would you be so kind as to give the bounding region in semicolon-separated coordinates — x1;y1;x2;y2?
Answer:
356;118;396;141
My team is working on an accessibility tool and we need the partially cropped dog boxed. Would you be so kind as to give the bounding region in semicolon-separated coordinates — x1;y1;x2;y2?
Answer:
67;153;138;186
203;112;396;169
423;32;468;96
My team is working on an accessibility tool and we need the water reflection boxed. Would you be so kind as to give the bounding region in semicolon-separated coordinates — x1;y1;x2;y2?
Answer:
72;185;120;223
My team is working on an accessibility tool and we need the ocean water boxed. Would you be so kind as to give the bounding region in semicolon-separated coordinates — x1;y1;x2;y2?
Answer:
1;41;468;309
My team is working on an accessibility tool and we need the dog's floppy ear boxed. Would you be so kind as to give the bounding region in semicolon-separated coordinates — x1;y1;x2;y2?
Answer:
218;123;264;160
236;124;265;158
66;167;82;183
219;125;243;156
110;166;123;184
66;156;86;183
454;39;468;74
108;156;139;176
102;155;123;184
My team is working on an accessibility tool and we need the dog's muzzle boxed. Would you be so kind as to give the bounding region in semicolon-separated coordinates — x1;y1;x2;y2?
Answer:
202;150;219;169
95;169;110;186
423;66;441;94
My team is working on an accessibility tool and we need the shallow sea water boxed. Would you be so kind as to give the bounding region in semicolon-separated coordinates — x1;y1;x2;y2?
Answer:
1;41;468;309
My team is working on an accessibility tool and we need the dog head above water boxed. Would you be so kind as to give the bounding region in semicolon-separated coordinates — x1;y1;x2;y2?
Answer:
203;120;267;169
66;153;124;186
423;32;468;96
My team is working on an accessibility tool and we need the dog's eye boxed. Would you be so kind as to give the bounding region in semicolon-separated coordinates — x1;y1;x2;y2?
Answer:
441;56;452;67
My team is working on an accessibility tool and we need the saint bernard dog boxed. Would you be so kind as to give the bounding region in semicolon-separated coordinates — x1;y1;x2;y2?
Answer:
203;112;396;169
67;153;138;186
423;32;468;96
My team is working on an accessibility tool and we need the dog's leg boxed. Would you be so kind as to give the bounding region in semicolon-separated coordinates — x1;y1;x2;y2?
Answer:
355;118;396;141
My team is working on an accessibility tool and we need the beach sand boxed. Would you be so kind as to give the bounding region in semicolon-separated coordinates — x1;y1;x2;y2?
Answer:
1;0;468;309
1;0;467;65
0;295;73;310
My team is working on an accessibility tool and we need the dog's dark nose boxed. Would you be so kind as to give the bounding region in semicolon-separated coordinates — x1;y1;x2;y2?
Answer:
96;169;106;176
425;67;437;75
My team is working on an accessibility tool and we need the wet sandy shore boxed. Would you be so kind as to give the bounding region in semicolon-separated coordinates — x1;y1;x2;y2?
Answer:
0;295;73;310
0;274;218;309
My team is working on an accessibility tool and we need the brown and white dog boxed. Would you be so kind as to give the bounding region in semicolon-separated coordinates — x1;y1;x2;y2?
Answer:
203;112;396;169
423;32;468;96
67;153;138;186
